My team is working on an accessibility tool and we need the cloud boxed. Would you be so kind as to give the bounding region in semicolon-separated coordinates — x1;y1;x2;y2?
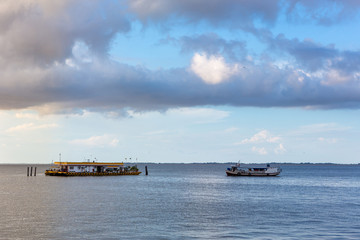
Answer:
262;34;360;76
128;0;280;27
252;146;267;155
128;0;360;27
1;48;360;114
1;53;360;113
268;35;338;72
1;1;360;115
15;112;40;119
6;123;58;133
240;130;280;144
190;52;240;84
274;143;287;154
69;134;119;147
172;33;247;61
241;131;286;156
0;0;130;66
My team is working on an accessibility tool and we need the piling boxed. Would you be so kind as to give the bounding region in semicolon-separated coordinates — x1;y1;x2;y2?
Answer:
145;166;148;175
27;166;37;176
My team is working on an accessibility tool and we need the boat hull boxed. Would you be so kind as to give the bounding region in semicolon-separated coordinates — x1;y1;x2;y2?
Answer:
45;171;141;176
226;170;280;177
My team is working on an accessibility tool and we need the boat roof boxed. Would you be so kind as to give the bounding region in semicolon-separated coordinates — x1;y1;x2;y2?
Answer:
233;164;272;168
54;162;124;166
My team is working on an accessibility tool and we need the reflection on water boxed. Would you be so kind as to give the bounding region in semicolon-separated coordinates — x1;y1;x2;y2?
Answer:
0;164;359;239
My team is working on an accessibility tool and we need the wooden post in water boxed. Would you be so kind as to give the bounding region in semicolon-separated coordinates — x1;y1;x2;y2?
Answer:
34;167;37;176
145;166;148;175
27;167;29;176
30;167;33;176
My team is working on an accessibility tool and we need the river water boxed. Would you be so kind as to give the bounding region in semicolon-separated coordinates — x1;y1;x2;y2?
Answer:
0;163;359;239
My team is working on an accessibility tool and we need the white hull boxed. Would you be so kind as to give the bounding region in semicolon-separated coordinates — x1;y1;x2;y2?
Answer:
226;170;280;176
226;164;282;177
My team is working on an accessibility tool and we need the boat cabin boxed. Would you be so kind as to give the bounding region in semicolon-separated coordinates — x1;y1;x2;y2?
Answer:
53;162;125;173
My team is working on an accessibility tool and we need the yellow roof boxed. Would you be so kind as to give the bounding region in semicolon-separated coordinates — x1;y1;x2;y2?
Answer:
54;162;124;166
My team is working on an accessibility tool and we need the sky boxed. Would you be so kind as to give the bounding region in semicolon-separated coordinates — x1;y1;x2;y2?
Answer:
1;0;360;164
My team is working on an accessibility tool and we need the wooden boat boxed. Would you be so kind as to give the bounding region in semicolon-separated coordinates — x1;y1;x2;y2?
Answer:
45;161;141;176
226;163;281;176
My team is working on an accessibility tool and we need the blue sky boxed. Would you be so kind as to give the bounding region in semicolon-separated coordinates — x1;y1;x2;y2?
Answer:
0;0;360;164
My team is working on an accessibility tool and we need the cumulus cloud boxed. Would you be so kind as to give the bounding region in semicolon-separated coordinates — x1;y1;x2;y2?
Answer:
190;52;240;84
240;130;280;144
241;131;286;155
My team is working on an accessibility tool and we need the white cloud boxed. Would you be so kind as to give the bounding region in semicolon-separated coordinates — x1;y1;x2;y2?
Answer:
240;130;280;144
70;134;119;147
252;146;267;155
239;130;286;156
6;123;58;133
274;143;286;154
190;52;239;84
15;112;39;119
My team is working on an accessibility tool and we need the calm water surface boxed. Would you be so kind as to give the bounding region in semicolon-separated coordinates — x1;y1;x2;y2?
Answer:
0;164;359;239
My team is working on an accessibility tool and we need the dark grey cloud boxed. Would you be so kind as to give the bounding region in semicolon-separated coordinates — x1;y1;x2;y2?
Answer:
1;0;360;115
128;0;280;28
0;0;130;66
128;0;360;28
1;54;359;114
331;51;360;73
161;33;247;62
268;34;338;71
259;33;360;75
